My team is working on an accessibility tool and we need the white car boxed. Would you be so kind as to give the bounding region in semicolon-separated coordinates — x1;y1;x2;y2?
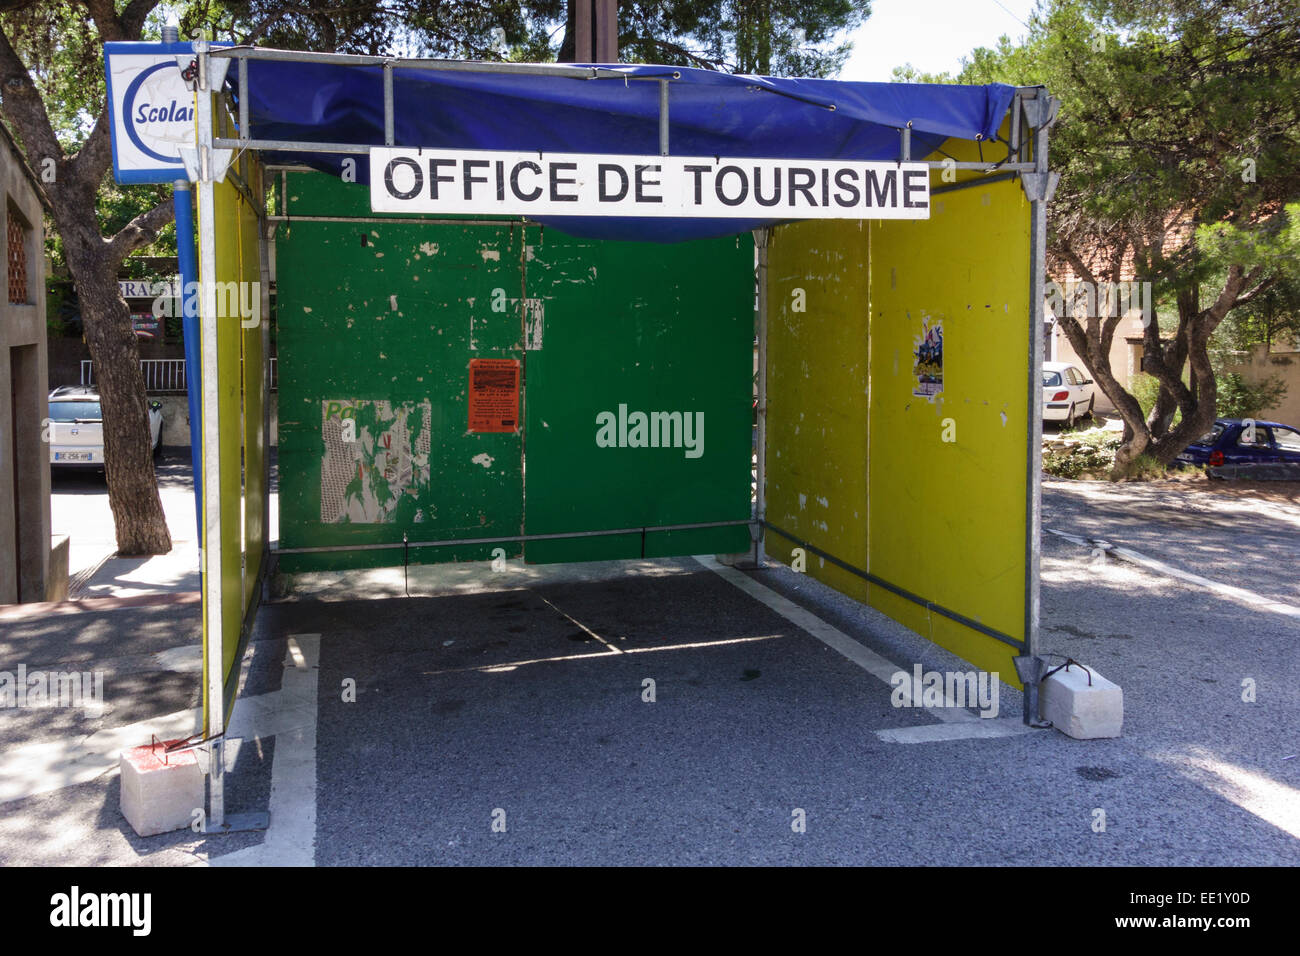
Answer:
48;385;162;468
1042;361;1097;427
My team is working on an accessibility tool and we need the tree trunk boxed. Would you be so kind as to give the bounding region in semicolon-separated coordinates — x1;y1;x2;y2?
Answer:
64;238;172;555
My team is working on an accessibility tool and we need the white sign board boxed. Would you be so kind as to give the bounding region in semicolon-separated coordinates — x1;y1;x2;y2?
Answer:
370;148;931;220
104;42;197;184
118;279;180;299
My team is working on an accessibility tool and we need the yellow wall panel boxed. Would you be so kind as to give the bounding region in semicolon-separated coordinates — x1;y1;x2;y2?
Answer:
765;140;1032;687
211;175;245;690
765;220;871;604
200;151;269;727
867;177;1030;682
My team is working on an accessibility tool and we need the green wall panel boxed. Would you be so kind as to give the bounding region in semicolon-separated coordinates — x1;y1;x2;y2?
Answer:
276;175;524;572
522;230;754;563
275;172;753;570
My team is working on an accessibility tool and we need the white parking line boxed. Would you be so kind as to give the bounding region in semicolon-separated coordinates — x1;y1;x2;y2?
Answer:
876;718;1034;744
211;633;320;867
692;556;1032;741
1046;528;1300;619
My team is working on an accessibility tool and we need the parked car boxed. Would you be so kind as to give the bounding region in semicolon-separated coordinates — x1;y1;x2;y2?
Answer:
1174;418;1300;468
47;385;163;469
1042;361;1097;426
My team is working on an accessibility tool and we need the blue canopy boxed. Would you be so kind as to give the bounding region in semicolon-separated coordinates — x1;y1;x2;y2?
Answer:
236;59;1015;241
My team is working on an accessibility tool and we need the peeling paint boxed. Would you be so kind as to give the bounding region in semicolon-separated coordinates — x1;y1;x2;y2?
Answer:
798;493;807;510
472;453;494;468
419;242;439;256
524;298;544;350
481;248;501;261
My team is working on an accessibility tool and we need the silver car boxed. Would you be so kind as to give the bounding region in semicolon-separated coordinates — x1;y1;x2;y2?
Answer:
48;385;162;468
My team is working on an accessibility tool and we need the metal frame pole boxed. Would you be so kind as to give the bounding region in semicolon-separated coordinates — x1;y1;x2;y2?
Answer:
383;62;394;146
658;80;669;156
1017;90;1058;726
173;180;202;541
194;39;227;825
754;227;770;567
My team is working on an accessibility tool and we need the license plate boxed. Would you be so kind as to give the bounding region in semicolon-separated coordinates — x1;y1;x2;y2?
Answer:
55;451;92;462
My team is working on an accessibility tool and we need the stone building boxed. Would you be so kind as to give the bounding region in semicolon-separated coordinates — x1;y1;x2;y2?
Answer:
0;121;50;603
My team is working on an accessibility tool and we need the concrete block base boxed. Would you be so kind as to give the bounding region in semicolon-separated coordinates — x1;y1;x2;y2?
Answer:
1040;663;1123;739
119;740;204;837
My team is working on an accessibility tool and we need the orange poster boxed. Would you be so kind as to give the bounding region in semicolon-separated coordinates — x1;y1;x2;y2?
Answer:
468;358;520;433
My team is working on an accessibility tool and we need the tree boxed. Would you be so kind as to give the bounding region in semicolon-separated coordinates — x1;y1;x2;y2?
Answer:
956;0;1300;475
548;1;872;76
2;0;177;554
1213;265;1300;353
4;0;536;556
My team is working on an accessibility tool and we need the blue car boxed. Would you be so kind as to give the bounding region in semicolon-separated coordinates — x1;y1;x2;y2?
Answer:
1175;418;1300;467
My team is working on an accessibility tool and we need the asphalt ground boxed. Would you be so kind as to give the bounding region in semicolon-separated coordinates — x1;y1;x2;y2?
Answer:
2;481;1297;866
273;551;1295;866
1043;477;1300;606
0;598;273;865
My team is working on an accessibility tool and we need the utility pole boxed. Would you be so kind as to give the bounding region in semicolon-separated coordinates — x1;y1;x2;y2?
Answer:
571;0;618;62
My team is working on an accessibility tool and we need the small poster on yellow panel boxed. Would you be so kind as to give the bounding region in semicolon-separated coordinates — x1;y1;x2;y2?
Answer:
912;317;943;400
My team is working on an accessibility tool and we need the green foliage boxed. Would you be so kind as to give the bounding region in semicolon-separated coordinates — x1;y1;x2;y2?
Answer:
1;2;106;153
1207;210;1300;351
890;63;955;84
571;0;872;75
1216;372;1288;420
178;2;873;77
940;0;1300;465
1129;372;1161;419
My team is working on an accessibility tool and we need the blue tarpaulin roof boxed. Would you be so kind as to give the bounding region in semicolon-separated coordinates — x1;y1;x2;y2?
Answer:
236;59;1016;241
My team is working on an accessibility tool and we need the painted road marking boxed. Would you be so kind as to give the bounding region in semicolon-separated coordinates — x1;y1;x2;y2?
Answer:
876;718;1034;744
212;633;320;867
535;592;624;653
427;634;782;677
1047;528;1300;619
692;555;1034;740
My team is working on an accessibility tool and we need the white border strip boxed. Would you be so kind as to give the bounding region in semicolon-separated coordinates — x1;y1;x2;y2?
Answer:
693;556;1033;740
